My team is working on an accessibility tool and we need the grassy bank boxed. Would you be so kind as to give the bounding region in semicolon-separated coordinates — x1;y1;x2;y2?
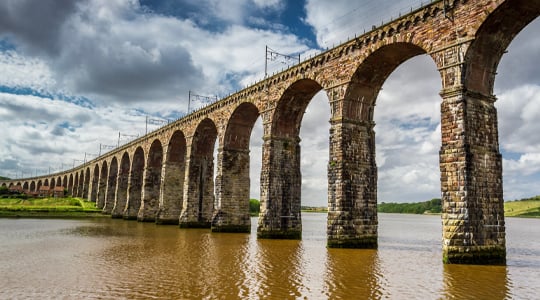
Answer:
504;196;540;217
0;197;104;218
378;196;540;218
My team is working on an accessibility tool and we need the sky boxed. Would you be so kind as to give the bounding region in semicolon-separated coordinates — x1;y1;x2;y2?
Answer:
0;0;538;206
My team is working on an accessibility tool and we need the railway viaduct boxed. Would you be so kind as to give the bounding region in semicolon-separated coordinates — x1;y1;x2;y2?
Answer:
2;0;539;265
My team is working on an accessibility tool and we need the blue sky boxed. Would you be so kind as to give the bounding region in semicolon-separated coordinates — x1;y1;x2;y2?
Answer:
0;0;539;205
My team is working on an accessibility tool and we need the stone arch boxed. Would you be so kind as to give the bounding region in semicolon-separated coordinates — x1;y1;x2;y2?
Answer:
90;164;99;203
8;182;13;188
436;0;539;264
464;0;540;95
68;174;73;196
112;152;130;218
23;182;29;191
37;180;42;192
104;157;118;214
345;43;428;121
63;175;67;188
157;130;187;225
44;178;49;186
325;42;439;248
179;118;218;228
50;178;56;188
139;139;163;222
1;182;6;188
83;167;91;199
125;147;145;220
258;79;325;239
213;102;260;232
77;170;84;197
97;161;108;209
56;176;61;186
30;181;36;192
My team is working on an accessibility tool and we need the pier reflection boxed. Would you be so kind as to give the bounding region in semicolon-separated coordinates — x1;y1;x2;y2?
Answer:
324;248;384;299
442;264;510;299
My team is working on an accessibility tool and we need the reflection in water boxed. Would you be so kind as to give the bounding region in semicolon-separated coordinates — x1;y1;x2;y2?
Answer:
443;264;510;299
325;249;383;299
0;215;539;299
252;239;303;298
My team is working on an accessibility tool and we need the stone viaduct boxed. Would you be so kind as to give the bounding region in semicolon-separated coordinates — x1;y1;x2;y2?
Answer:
2;0;538;265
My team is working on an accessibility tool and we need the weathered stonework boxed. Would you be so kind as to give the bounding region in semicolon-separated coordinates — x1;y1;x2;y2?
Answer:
3;0;538;265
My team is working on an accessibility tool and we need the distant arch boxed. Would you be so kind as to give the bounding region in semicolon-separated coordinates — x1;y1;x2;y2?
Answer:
126;147;145;220
104;158;118;214
83;168;91;199
97;161;108;209
179;118;217;227
139;139;163;222
68;174;74;196
157;131;187;224
90;164;99;203
212;102;260;232
112;152;130;218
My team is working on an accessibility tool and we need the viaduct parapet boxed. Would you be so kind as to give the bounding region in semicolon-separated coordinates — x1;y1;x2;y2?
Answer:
2;0;539;265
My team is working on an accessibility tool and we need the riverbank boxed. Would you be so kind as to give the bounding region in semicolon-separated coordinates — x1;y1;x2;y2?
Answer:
0;197;104;218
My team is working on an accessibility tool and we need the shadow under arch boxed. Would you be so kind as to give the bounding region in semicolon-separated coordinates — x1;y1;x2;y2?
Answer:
103;157;118;214
112;152;130;218
67;174;73;196
157;130;187;225
90;164;99;203
179;118;218;228
139;139;163;222
125;147;145;220
97;161;108;208
258;78;326;240
212;102;260;233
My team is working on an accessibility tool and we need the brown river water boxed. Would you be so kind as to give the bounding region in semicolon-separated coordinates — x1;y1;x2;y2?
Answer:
0;214;539;299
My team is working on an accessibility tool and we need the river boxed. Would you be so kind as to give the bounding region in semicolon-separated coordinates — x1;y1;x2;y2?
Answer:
0;213;539;299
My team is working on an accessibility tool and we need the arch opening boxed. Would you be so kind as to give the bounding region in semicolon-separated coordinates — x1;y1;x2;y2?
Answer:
139;139;163;222
258;78;329;239
112;152;130;218
494;18;540;206
212;102;260;233
179;118;217;228
126;147;145;220
157;131;186;225
97;162;108;209
327;42;441;248
104;158;118;214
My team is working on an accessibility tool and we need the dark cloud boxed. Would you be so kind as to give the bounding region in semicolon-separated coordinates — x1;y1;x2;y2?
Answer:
0;158;19;170
67;42;204;103
0;0;205;105
0;0;79;56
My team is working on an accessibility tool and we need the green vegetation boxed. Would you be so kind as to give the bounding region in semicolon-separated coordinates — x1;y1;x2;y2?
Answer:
0;197;103;218
301;206;328;213
378;198;442;214
250;199;260;216
379;195;540;218
505;195;540;217
0;176;10;180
